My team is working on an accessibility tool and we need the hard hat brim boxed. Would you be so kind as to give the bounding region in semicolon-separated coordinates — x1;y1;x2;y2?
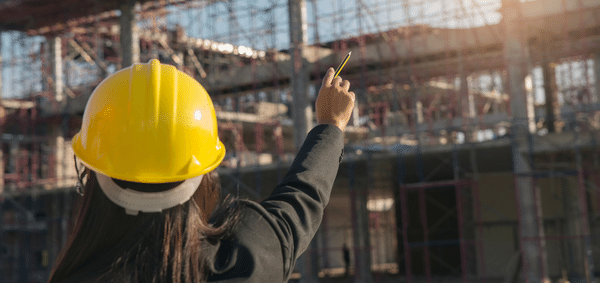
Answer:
72;134;226;183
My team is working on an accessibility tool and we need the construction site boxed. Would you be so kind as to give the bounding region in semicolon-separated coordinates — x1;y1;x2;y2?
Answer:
1;0;600;282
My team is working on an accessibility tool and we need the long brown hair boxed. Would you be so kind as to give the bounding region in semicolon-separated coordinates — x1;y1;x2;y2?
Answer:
48;169;240;283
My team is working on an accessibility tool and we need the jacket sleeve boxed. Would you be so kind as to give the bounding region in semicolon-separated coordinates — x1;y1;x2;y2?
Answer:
207;124;344;282
249;124;344;279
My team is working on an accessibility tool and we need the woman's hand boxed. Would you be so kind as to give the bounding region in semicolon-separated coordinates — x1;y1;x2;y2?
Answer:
315;68;355;132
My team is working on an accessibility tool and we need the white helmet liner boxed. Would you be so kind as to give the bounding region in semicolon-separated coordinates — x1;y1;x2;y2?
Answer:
96;172;203;216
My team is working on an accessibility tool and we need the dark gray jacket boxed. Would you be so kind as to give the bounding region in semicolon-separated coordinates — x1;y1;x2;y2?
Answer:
206;124;343;282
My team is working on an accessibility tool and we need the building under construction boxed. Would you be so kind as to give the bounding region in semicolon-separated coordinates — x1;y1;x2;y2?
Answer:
1;0;600;282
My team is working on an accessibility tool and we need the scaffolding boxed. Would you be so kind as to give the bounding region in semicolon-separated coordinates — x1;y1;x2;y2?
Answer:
1;0;600;282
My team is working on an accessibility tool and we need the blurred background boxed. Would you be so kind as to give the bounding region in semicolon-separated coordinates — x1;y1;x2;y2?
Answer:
0;0;599;282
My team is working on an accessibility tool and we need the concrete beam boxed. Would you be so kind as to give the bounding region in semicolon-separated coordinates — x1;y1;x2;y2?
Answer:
519;0;600;19
119;0;140;67
0;100;36;109
394;113;510;136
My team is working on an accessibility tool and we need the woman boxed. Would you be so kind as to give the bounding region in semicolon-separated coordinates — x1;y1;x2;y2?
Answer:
48;59;355;283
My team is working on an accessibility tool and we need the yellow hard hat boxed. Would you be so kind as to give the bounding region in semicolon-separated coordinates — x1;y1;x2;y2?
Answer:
72;59;225;183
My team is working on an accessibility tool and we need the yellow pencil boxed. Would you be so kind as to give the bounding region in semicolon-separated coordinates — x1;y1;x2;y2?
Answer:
334;51;352;78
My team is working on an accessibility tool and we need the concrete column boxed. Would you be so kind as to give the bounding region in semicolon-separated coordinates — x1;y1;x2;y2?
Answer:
47;193;60;278
289;0;312;151
393;152;406;277
0;149;3;195
595;53;600;104
411;86;424;145
353;186;372;283
541;58;558;133
19;225;31;281
319;209;331;272
12;227;19;279
502;1;549;281
459;65;477;141
55;135;65;188
0;39;4;192
176;51;184;69
8;141;18;176
0;40;2;100
537;30;560;133
48;36;64;103
347;159;372;283
458;31;472;122
296;237;320;282
352;105;359;127
561;177;587;280
355;156;373;283
120;0;140;68
0;198;4;279
61;192;70;247
289;2;317;279
467;77;476;119
513;156;549;282
48;35;67;190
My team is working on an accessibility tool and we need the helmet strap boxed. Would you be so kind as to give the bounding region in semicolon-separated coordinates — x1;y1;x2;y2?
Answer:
74;155;87;196
95;172;203;216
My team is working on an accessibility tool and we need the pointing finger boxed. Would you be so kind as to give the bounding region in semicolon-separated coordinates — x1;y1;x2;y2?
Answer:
323;67;335;87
